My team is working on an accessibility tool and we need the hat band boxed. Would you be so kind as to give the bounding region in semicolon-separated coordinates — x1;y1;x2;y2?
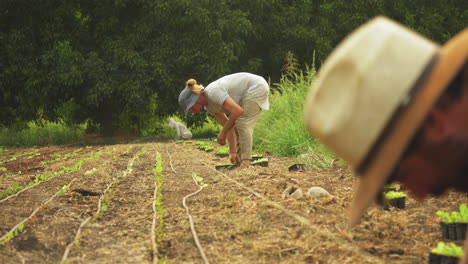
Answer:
356;53;440;174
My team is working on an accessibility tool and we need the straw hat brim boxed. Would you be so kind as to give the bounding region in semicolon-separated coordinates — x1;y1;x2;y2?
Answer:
348;28;468;228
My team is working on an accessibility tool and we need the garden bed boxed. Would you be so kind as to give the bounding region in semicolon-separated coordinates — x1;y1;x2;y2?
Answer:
0;141;467;263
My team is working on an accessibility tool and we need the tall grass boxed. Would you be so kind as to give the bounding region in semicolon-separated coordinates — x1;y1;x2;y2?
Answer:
0;122;85;147
253;68;336;168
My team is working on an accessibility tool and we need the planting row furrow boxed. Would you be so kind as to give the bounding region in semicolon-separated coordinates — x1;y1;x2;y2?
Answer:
164;144;211;263
151;150;164;264
63;144;157;263
158;143;217;263
0;148;40;166
0;146;95;187
0;178;77;246
0;144;131;263
0;147;106;201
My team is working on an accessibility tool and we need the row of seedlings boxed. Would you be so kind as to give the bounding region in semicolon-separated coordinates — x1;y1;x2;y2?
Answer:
380;182;466;263
59;145;134;263
59;145;149;263
0;146;119;250
0;148;104;201
166;145;210;264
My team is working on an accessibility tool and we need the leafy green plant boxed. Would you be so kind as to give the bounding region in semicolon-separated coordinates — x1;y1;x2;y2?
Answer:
437;204;468;223
252;158;268;164
216;162;235;166
431;242;464;258
153;152;167;243
384;191;406;199
203;146;214;152
192;173;208;188
56;184;71;196
0;223;25;245
216;147;229;155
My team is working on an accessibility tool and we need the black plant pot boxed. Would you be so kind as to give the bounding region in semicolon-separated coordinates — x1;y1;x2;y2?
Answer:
440;222;467;240
288;164;306;172
428;252;459;264
215;153;229;158
253;161;268;167
251;155;263;161
215;164;239;171
384;197;406;210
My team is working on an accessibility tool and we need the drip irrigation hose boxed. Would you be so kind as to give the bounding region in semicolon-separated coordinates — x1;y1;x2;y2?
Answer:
167;145;210;264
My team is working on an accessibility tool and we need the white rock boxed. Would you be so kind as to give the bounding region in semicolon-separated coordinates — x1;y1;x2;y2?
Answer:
307;187;331;198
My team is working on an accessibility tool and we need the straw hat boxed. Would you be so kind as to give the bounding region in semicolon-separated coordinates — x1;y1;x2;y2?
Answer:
303;16;468;227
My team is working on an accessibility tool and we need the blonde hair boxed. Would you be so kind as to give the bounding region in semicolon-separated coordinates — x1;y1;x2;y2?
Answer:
186;79;204;95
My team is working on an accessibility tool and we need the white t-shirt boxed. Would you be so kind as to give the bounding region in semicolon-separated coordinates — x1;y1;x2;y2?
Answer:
204;72;269;114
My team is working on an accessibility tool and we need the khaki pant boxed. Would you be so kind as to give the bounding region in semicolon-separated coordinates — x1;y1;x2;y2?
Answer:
235;101;262;160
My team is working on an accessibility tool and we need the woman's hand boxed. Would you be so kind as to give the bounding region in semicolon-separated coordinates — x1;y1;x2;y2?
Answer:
217;131;227;145
230;153;241;164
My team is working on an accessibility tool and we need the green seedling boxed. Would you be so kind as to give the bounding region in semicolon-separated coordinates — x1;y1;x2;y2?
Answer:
56;184;71;196
203;146;214;152
437;204;468;223
384;191;406;199
0;223;25;245
431;242;464;258
192;173;208;188
216;147;229;155
252;158;268;164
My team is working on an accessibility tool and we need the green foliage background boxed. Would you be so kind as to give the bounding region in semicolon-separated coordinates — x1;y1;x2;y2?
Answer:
1;0;466;137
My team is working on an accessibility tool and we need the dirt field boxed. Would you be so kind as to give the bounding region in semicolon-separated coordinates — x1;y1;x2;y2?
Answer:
0;141;466;263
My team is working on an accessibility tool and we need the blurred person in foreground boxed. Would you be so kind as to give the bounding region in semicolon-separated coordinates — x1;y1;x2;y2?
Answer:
303;16;467;262
178;72;269;167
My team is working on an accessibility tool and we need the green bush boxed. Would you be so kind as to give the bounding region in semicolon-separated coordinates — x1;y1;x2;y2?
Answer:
0;121;85;146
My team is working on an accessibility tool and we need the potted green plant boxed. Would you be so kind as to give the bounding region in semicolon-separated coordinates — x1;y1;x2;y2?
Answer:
437;204;468;240
428;242;463;264
252;158;268;167
203;146;214;152
215;162;239;171
251;154;263;161
383;191;406;209
383;182;399;192
215;147;229;158
288;164;306;172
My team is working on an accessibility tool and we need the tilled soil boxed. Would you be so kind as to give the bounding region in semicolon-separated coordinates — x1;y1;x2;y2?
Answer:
0;141;466;264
